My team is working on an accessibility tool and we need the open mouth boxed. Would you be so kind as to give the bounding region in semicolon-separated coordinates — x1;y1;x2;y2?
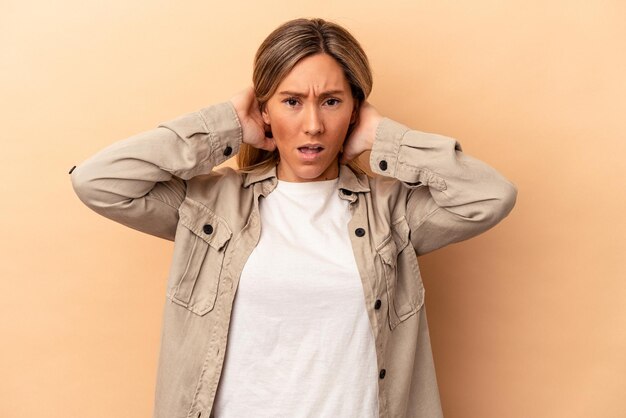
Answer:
297;145;325;155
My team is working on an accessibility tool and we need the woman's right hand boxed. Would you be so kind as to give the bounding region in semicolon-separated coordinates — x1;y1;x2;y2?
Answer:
229;86;276;152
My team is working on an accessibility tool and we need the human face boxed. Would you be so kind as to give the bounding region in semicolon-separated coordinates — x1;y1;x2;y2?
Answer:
261;53;357;182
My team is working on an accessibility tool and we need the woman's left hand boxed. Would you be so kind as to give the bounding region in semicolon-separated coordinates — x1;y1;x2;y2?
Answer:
340;100;384;164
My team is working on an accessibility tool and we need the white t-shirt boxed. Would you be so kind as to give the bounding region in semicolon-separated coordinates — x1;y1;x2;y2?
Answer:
212;178;379;418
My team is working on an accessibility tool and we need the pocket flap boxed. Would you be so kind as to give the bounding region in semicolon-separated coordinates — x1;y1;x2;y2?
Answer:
380;216;425;330
376;235;398;267
178;197;232;250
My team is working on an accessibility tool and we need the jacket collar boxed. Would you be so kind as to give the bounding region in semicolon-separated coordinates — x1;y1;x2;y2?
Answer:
242;165;277;188
242;163;370;194
337;164;371;194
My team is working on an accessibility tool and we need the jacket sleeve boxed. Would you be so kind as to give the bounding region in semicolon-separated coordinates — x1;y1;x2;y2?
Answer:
370;117;518;256
70;101;243;241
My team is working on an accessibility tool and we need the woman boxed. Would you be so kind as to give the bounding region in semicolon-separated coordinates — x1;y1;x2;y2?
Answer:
70;17;517;418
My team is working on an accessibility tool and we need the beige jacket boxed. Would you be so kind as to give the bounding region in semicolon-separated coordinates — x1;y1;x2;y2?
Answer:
70;101;517;418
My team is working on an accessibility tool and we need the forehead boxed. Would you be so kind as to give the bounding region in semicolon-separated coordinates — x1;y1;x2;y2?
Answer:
277;53;350;93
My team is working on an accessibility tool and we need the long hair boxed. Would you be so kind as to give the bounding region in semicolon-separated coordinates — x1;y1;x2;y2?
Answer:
237;18;373;174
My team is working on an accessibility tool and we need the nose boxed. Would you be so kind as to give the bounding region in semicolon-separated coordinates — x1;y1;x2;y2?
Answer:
304;104;323;136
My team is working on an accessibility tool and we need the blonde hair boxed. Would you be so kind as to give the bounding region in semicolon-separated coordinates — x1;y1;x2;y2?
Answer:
237;17;373;174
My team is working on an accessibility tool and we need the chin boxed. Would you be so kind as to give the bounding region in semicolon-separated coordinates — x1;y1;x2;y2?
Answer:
279;157;339;182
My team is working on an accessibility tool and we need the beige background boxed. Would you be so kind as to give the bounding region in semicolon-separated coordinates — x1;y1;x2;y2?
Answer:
2;1;625;417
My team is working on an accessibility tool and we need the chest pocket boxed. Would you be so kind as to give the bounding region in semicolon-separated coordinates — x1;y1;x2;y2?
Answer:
376;216;425;330
166;197;232;316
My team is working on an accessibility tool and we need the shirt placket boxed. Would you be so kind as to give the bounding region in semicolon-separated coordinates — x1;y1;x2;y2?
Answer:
341;190;390;418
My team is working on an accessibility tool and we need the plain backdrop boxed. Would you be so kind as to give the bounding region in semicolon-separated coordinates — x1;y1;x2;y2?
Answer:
1;1;625;417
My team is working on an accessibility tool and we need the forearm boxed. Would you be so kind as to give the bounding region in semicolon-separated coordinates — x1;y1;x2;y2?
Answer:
370;117;518;254
70;101;243;240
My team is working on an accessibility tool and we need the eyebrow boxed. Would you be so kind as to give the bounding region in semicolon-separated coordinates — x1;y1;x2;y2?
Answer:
278;89;346;98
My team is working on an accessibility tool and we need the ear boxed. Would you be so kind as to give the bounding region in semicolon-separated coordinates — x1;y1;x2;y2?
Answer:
350;103;359;124
261;105;271;125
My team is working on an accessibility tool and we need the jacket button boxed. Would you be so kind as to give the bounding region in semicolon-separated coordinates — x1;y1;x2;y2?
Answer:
341;189;352;196
355;228;365;237
68;165;76;174
203;224;214;235
223;145;233;156
379;160;388;171
374;299;381;309
379;369;386;379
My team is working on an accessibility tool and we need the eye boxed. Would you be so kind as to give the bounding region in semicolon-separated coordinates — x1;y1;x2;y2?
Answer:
283;97;300;107
325;98;341;106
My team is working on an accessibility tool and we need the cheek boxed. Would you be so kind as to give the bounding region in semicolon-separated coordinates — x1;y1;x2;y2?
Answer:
270;120;296;153
270;110;351;144
329;117;352;143
268;115;295;137
330;110;353;129
273;122;306;157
